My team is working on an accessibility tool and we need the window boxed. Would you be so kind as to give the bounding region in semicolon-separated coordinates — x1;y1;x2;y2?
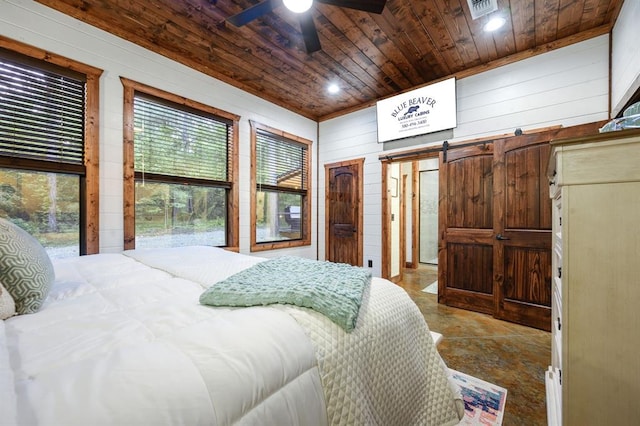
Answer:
122;79;239;250
0;40;101;257
250;121;311;251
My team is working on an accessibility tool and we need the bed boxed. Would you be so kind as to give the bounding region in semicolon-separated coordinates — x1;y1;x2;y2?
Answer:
0;221;462;425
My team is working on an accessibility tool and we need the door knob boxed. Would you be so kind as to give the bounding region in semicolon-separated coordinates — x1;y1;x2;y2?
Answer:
496;233;510;240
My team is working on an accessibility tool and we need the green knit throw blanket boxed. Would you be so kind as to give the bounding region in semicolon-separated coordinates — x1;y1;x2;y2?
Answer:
199;256;371;332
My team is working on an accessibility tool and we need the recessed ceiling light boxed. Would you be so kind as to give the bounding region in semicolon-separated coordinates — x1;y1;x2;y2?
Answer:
283;0;313;14
484;16;506;32
327;83;340;94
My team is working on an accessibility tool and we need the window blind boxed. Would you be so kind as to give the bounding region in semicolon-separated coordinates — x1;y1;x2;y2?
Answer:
134;94;233;182
0;55;85;165
256;130;308;191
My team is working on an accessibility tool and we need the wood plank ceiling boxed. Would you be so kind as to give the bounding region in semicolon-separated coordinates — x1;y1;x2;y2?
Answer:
34;0;624;121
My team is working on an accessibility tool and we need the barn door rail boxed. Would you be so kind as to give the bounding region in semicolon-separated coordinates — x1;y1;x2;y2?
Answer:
378;138;491;163
441;139;492;163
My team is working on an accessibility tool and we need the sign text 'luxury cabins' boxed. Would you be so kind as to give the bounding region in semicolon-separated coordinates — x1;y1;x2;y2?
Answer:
376;78;457;143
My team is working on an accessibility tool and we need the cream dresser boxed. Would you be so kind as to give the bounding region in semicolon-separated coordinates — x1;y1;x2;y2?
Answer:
546;129;640;425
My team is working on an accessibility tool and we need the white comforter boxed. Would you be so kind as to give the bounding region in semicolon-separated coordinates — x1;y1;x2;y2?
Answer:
2;247;461;425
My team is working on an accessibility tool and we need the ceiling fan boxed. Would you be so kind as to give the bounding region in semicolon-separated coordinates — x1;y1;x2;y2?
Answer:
226;0;388;53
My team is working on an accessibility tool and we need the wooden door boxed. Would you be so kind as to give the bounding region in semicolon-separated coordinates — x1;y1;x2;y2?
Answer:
493;136;552;331
439;136;552;330
438;144;495;314
325;159;363;266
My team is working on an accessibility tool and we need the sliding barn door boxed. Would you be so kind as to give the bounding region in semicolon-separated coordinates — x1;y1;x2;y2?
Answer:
439;136;552;331
493;137;552;331
438;144;495;314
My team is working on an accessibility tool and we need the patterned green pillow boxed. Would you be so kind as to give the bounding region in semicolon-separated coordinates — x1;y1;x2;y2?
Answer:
0;218;54;314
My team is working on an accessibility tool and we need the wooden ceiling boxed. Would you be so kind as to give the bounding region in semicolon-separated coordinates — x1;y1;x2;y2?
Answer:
35;0;624;121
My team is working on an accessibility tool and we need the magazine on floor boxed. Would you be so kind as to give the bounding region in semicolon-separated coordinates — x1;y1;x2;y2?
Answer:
449;369;508;425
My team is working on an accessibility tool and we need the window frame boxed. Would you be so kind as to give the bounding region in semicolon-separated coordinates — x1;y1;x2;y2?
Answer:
0;36;102;255
121;78;240;251
250;120;312;252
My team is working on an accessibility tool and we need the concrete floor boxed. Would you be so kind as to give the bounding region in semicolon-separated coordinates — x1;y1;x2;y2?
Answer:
399;264;550;426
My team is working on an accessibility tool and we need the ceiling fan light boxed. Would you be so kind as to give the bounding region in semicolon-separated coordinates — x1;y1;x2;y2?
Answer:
283;0;313;14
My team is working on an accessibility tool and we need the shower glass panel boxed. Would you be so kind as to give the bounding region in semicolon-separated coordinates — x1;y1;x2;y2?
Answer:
419;167;439;264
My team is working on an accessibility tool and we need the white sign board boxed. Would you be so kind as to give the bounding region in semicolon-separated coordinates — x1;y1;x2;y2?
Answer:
376;78;457;143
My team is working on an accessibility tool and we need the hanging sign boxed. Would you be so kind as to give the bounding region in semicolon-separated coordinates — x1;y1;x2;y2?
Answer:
376;77;457;143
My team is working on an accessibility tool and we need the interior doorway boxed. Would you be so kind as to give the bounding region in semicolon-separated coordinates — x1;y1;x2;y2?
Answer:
381;153;440;287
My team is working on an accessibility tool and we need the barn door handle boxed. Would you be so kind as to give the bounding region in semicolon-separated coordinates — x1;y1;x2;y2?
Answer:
352;227;357;233
496;233;510;240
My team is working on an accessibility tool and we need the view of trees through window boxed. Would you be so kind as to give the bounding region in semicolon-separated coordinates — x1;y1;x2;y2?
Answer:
133;94;232;248
135;181;226;247
0;168;79;258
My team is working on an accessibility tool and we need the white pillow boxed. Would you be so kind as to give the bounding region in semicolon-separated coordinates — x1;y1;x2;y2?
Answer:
0;283;15;320
0;218;54;314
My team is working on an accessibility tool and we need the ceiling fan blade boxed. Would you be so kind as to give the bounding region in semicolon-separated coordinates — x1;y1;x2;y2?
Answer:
316;0;387;14
299;13;321;53
227;0;278;27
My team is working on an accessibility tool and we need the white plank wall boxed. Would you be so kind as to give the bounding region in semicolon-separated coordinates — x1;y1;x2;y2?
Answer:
611;0;640;117
1;0;318;258
4;0;631;273
318;35;610;277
